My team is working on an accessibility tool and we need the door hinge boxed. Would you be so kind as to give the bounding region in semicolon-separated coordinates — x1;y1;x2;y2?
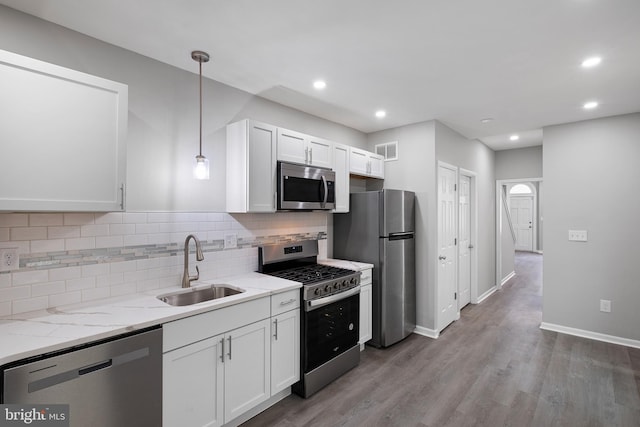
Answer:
454;238;457;245
454;292;457;300
454;184;457;191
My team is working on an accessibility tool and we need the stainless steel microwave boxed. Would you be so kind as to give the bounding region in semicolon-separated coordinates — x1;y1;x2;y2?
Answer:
277;161;336;210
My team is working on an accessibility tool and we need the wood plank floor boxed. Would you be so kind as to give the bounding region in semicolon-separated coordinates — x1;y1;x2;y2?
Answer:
242;252;640;426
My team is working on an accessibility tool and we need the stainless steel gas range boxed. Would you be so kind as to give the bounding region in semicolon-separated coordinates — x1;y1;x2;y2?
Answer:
259;240;361;398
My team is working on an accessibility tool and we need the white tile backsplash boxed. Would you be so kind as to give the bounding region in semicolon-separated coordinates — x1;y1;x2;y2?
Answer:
0;211;328;315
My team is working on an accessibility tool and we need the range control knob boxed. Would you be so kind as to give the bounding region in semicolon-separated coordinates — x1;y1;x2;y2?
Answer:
324;284;332;292
314;288;321;296
351;277;357;285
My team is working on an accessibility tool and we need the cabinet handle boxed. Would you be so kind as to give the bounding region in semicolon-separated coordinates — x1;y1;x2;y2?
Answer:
305;147;309;164
220;337;225;363
279;298;297;306
227;336;232;360
274;318;278;341
119;183;126;210
309;147;313;164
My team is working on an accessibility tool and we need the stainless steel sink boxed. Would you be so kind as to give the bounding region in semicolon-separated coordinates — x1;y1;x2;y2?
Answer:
157;284;244;306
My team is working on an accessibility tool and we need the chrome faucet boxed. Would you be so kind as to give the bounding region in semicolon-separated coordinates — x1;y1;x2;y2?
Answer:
182;234;204;288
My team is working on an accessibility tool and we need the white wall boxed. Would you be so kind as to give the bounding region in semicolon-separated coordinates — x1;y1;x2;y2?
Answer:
495;146;543;180
543;112;640;341
0;5;368;212
435;122;496;300
367;121;437;330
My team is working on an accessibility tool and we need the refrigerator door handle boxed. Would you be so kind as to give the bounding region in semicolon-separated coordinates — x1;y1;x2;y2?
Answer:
388;232;414;241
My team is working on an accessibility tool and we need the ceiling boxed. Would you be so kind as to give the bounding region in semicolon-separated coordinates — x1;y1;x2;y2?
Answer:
2;0;639;151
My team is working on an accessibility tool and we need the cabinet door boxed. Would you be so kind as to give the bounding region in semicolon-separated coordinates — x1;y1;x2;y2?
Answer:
359;284;372;345
369;153;385;179
0;50;127;212
224;319;271;424
271;309;300;394
163;336;224;427
247;122;278;212
349;147;370;176
277;128;307;165
333;143;350;213
307;137;333;168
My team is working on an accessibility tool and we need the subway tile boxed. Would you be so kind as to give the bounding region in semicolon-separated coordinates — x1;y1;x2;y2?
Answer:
49;266;82;281
123;234;148;246
0;273;10;288
135;223;160;234
0;301;10;316
206;213;225;222
123;212;147;224
95;235;124;248
64;213;95;226
12;296;49;314
49;291;82;307
12;270;48;286
109;223;135;236
0;228;8;241
11;227;47;241
31;239;65;254
29;214;64;226
110;260;137;274
0;286;30;302
66;277;96;292
81;224;110;237
110;283;136;297
48;226;81;239
147;212;174;223
82;287;111;302
65;237;96;251
0;214;28;227
136;278;160;292
94;213;123;224
81;263;110;278
31;281;66;297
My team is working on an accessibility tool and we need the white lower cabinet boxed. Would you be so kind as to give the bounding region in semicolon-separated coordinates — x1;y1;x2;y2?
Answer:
163;336;224;427
163;291;301;427
270;308;300;394
359;268;373;346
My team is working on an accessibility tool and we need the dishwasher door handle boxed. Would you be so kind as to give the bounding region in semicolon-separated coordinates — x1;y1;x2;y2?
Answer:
78;359;112;376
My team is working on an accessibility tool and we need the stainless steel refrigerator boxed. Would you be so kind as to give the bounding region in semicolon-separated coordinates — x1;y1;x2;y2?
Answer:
333;189;416;348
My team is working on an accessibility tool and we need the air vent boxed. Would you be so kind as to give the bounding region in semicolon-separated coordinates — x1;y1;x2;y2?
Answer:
375;141;398;161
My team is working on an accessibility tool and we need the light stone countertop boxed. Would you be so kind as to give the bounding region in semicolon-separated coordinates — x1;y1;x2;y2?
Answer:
319;258;374;272
0;272;301;366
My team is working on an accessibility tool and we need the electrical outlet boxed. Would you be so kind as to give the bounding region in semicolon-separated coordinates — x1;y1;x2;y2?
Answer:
0;247;20;272
568;230;588;242
224;233;237;249
600;299;611;313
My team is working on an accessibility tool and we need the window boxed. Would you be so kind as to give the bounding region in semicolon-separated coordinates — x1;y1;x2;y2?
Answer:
375;141;398;161
509;183;533;194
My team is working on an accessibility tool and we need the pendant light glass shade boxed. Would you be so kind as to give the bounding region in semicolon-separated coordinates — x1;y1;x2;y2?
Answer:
192;50;210;180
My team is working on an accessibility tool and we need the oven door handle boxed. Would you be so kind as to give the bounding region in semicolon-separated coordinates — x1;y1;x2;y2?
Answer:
306;285;360;312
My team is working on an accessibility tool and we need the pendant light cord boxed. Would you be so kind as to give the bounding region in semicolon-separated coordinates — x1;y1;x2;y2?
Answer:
199;58;203;157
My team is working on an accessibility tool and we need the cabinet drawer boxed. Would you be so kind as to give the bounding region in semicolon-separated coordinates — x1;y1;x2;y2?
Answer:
361;268;372;285
271;289;300;316
163;297;270;353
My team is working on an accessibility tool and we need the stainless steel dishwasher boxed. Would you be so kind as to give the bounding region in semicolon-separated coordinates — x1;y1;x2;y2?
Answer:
2;327;162;427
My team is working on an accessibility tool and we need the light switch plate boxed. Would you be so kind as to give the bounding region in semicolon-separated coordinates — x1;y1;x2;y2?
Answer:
224;233;237;249
568;230;588;242
600;299;611;313
0;247;19;272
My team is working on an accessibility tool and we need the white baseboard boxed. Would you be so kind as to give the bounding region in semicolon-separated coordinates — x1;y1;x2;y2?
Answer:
476;286;497;304
534;250;543;254
501;271;516;286
540;322;640;350
413;325;439;339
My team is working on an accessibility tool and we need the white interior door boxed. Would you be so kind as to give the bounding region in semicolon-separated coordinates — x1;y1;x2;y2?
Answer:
458;175;471;308
510;196;534;251
437;163;458;331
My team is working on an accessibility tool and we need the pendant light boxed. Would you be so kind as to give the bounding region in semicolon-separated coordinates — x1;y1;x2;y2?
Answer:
192;50;210;180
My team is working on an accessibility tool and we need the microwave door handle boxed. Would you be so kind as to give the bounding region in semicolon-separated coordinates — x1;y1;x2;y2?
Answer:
320;175;328;207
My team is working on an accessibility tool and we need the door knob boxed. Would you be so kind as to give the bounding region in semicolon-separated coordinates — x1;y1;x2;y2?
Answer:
439;255;447;260
468;244;474;249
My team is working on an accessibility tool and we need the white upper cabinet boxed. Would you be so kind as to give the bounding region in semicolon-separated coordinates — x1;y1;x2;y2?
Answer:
226;120;277;213
0;49;127;211
349;147;384;179
277;128;333;168
333;143;350;213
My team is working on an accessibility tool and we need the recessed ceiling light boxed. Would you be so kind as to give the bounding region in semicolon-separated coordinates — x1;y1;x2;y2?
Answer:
583;101;598;109
581;56;602;68
480;118;494;124
375;110;386;118
313;80;326;90
509;135;519;141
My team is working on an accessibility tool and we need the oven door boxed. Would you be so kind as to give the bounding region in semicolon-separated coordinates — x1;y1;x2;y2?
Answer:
302;287;360;373
277;161;336;210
